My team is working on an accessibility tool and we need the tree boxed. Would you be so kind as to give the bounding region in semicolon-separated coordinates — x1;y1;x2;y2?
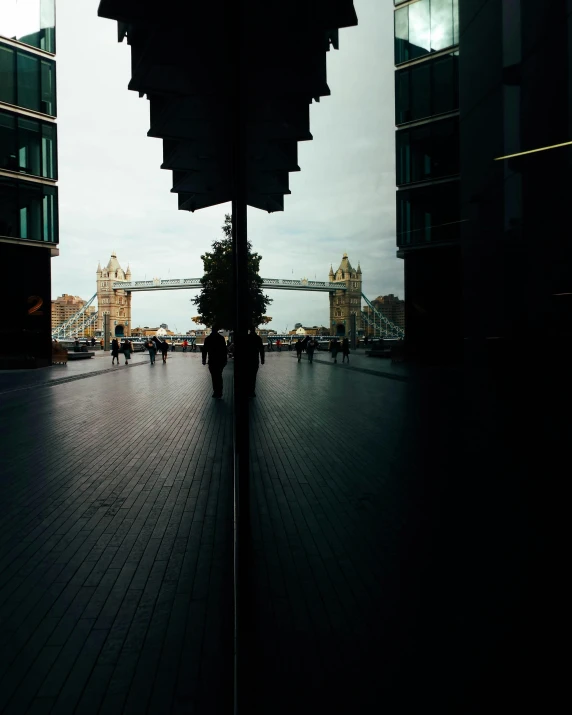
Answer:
260;316;273;325
192;215;272;329
191;316;203;325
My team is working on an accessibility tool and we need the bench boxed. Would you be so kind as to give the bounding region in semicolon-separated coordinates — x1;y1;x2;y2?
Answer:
67;351;95;361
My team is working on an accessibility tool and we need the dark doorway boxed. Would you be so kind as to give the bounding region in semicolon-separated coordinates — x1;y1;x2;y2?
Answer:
115;324;124;337
336;323;345;336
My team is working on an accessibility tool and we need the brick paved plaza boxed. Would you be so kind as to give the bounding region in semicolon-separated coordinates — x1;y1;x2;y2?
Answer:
0;351;554;713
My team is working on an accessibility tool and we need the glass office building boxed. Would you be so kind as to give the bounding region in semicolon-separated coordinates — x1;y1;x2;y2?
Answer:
394;0;572;361
394;0;462;359
0;0;58;367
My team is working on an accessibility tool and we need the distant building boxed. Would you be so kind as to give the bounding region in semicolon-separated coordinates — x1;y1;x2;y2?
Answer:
96;254;132;339
288;325;327;336
52;295;96;330
363;294;405;335
329;254;362;337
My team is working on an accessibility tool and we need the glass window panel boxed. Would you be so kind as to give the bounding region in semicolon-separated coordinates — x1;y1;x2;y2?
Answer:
432;53;457;115
0;0;55;52
0;177;18;237
17;117;41;176
395;7;409;64
40;0;56;52
431;117;459;177
395;68;411;124
397;180;460;247
0;111;17;171
40;59;55;115
430;0;454;52
408;0;431;59
411;62;431;121
41;122;57;178
16;51;40;111
18;181;42;240
0;45;15;105
453;0;459;44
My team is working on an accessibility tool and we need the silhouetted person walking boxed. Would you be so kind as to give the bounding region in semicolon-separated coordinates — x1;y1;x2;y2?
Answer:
146;338;156;365
203;326;227;398
122;338;132;365
331;338;340;363
307;337;316;363
295;338;303;362
111;338;120;365
161;340;169;363
342;338;350;363
246;327;264;398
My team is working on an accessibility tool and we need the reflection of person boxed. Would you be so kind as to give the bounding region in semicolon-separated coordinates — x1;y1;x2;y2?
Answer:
202;326;227;398
111;338;120;365
246;327;265;398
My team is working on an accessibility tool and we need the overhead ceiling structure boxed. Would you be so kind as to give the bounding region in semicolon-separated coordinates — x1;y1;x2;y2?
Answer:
97;0;358;213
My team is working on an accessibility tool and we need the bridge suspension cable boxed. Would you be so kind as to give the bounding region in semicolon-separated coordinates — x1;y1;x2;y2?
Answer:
52;293;97;339
361;293;405;339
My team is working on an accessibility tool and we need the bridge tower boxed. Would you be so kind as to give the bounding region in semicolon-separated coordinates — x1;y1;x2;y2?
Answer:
328;253;362;336
96;253;132;338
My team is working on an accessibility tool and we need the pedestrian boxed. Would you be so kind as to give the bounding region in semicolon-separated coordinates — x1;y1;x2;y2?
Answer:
122;338;132;365
331;337;340;363
111;337;120;365
100;338;104;351
183;339;188;353
276;338;282;352
91;337;95;347
161;340;169;363
307;337;316;364
202;325;227;398
295;338;303;362
342;337;350;363
171;342;176;352
146;338;156;365
246;326;265;398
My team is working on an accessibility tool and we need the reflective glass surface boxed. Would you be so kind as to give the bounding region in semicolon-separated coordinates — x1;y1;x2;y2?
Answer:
0;0;56;53
395;52;459;124
0;175;58;241
396;116;459;185
0;110;56;177
394;0;458;64
397;179;460;246
0;45;56;115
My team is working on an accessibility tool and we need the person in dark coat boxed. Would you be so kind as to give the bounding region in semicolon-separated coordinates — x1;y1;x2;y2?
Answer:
295;338;303;362
161;340;169;363
202;326;227;398
331;338;340;363
245;326;265;398
111;338;120;365
307;337;316;363
342;337;350;363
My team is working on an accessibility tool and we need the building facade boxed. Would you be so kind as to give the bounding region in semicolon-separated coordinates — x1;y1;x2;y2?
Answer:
328;253;362;337
0;0;58;367
51;293;96;330
394;0;572;361
96;254;133;338
394;0;462;357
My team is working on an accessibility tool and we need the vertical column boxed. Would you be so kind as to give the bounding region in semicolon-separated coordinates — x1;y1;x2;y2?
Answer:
229;1;249;712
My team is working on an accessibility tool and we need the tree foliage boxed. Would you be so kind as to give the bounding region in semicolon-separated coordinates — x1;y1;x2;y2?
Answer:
192;215;272;329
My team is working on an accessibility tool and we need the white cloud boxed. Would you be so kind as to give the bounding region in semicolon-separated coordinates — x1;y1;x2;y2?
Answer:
52;0;402;332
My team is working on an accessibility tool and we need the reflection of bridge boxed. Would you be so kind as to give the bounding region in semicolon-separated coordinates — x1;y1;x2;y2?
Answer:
52;253;404;340
110;278;347;292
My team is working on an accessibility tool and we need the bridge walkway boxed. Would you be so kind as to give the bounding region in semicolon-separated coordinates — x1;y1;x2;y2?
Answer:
0;352;551;713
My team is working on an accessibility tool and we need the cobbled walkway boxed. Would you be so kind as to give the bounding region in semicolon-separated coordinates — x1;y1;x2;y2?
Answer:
0;351;551;713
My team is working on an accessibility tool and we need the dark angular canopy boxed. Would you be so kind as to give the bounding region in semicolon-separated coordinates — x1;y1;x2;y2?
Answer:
98;0;358;212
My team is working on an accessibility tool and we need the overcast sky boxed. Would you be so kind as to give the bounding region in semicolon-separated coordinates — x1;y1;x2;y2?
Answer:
52;0;401;333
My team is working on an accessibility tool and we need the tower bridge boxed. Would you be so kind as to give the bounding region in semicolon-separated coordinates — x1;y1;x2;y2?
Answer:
52;253;404;340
